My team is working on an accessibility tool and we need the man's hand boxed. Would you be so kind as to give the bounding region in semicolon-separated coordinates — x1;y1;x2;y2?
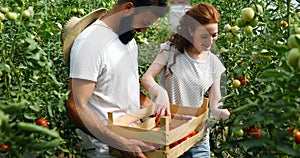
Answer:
117;138;156;158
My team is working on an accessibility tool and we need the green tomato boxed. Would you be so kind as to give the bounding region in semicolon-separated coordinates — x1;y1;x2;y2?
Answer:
0;12;5;21
28;6;34;17
249;18;258;27
22;10;31;19
241;7;255;22
6;12;18;21
224;126;229;137
236;18;246;27
294;26;300;34
71;8;78;14
78;9;85;15
252;4;263;15
287;48;300;69
0;21;3;31
225;32;234;39
231;25;240;33
233;129;244;138
0;7;9;14
243;25;253;35
224;24;231;32
288;34;300;48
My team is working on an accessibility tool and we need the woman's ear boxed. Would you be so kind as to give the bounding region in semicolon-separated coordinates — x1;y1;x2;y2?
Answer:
188;27;194;37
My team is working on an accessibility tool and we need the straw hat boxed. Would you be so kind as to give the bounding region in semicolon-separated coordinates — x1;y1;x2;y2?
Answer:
61;8;107;65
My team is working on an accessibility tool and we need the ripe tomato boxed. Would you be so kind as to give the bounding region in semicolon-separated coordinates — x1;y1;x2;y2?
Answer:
36;118;49;129
170;141;179;148
241;79;246;86
295;131;300;144
189;131;197;137
178;135;190;144
0;144;8;149
248;127;262;138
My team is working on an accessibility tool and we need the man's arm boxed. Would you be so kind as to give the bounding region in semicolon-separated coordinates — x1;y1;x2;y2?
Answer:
68;78;154;157
66;79;92;136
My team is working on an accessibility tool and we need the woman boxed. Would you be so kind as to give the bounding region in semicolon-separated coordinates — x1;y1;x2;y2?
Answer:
141;3;230;157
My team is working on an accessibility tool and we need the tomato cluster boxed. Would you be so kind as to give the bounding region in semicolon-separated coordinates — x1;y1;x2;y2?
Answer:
169;130;197;148
36;118;49;129
233;75;250;88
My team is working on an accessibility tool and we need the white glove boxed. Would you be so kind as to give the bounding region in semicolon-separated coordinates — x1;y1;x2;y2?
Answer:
149;84;171;122
211;108;230;120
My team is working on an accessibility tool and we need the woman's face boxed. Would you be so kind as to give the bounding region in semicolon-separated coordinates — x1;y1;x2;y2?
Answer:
189;23;218;52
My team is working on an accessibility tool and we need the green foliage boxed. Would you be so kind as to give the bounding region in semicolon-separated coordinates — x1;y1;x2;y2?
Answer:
0;0;299;157
207;0;300;157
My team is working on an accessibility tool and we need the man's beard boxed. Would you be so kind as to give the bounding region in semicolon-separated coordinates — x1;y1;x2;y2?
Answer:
119;30;136;44
118;14;140;44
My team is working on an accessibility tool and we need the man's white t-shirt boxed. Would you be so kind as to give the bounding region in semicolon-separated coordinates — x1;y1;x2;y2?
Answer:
69;20;140;126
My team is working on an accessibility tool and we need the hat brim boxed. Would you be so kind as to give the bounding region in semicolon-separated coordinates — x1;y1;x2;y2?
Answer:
62;8;107;65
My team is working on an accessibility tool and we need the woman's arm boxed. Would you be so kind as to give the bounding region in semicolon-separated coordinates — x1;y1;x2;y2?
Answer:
208;77;230;120
141;53;171;121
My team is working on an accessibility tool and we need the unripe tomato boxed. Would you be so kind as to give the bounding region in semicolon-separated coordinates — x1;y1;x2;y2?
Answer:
236;18;246;27
22;10;31;19
224;24;231;32
71;8;78;14
6;12;18;21
252;4;263;15
233;129;244;138
295;26;300;34
0;12;5;21
0;7;9;14
287;34;300;48
243;25;253;35
0;21;3;31
231;25;240;33
224;126;229;137
287;48;300;69
233;79;241;88
249;18;258;27
241;7;255;22
78;8;85;15
225;32;234;39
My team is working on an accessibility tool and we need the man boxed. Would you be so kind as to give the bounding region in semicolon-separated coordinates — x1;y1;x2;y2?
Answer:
61;0;168;157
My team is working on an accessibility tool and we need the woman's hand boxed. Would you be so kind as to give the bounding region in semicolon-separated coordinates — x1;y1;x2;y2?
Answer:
154;89;171;124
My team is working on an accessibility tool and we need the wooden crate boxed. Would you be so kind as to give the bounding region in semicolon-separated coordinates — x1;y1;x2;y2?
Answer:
108;98;209;158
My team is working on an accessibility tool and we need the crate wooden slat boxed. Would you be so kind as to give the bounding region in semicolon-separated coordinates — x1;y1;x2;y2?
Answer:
108;98;209;158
